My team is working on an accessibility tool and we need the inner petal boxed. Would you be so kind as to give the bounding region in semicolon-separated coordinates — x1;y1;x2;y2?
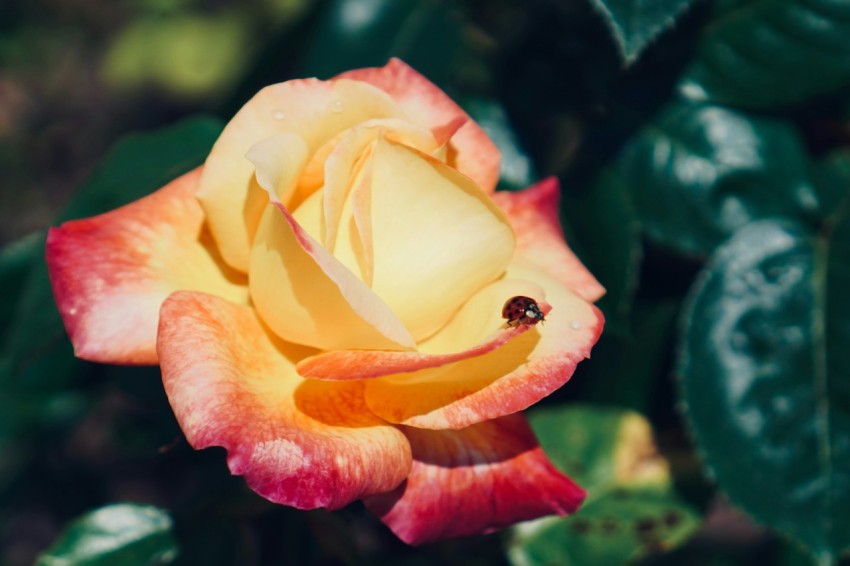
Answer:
249;203;415;351
197;78;407;272
367;137;516;341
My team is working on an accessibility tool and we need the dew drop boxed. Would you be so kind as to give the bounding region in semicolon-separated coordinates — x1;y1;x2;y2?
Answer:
331;99;344;113
273;111;286;120
569;320;582;330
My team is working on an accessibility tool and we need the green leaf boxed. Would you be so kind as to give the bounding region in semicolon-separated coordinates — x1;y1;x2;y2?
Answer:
563;169;642;334
679;0;850;109
619;99;817;256
678;218;850;561
463;97;537;192
575;299;680;415
0;232;44;345
510;487;701;566
299;0;467;86
58;116;223;223
36;504;178;566
812;149;850;218
509;406;701;565
587;0;698;64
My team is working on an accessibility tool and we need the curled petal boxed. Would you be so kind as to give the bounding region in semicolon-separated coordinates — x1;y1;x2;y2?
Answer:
365;414;585;545
158;291;413;510
339;58;501;193
492;178;605;302
46;168;247;365
364;266;604;429
250;202;415;351
297;279;549;380
198;78;405;271
366;137;515;341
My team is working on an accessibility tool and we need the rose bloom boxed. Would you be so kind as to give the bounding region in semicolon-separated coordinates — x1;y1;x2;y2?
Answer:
47;59;605;544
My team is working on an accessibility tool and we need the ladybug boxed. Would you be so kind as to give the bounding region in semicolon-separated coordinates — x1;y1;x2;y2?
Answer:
502;296;545;328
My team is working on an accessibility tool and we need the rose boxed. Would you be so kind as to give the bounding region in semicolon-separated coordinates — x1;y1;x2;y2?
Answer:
46;59;605;544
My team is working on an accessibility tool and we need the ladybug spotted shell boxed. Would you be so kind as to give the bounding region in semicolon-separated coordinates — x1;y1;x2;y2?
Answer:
502;296;545;327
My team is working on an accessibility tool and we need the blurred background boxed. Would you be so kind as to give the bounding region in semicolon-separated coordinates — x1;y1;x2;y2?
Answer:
2;0;850;564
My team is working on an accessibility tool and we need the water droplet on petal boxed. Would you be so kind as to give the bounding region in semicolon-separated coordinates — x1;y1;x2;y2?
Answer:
331;99;344;113
570;320;582;330
273;111;286;120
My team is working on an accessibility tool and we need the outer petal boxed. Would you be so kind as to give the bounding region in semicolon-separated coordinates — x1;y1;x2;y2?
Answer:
492;178;605;302
198;78;406;271
250;202;416;351
296;279;549;380
339;58;501;193
46;168;247;365
365;414;585;545
158;291;413;510
364;266;604;429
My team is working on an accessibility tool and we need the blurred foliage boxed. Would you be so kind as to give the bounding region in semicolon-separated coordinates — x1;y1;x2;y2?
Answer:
3;0;850;564
510;407;700;565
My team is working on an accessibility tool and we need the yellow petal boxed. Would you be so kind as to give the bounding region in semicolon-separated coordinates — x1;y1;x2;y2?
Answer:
367;137;515;340
364;265;603;429
249;202;416;351
198;78;405;271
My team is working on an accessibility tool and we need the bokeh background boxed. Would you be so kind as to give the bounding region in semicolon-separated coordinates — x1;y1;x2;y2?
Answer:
2;0;850;564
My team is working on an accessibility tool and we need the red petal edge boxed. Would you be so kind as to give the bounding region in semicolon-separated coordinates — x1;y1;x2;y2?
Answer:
338;58;500;193
46;168;245;365
158;291;412;510
365;413;586;545
493;178;605;303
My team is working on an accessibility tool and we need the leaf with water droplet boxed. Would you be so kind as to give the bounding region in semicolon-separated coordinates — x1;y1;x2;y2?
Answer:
678;217;850;562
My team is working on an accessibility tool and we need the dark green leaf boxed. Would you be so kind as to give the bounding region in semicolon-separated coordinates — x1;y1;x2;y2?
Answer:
678;218;850;561
299;0;467;86
36;504;178;566
812;149;850;218
0;232;44;345
679;0;850;109
509;406;700;565
563;169;642;334
58;116;223;223
463;97;537;191
587;0;698;64
575;299;680;415
619;99;817;255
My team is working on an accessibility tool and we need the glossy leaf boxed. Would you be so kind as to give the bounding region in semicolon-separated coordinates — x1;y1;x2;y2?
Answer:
587;0;697;64
679;219;850;562
679;0;850;109
36;504;178;566
618;99;817;255
509;406;700;565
